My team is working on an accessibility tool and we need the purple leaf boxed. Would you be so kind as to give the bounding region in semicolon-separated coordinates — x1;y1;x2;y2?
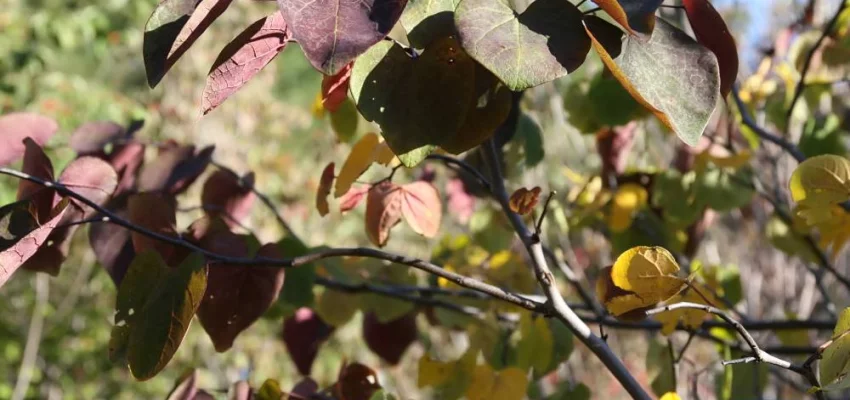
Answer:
0;200;69;288
16;138;56;222
144;0;235;87
200;170;256;227
58;156;119;216
138;143;214;195
276;0;407;75
0;112;58;167
89;197;135;285
108;141;146;196
202;12;290;114
69;121;126;155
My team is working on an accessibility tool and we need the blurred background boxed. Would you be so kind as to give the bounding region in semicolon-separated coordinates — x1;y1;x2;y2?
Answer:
1;0;848;399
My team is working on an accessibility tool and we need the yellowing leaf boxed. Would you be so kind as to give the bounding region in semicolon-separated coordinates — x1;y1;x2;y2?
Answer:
611;246;683;297
335;133;381;198
653;284;720;335
372;141;396;166
316;162;335;217
418;348;477;399
608;183;648;233
790;154;850;207
659;393;682;400
466;363;528;400
508;186;542;215
695;149;752;171
820;307;850;391
400;181;442;238
515;312;553;375
315;288;359;327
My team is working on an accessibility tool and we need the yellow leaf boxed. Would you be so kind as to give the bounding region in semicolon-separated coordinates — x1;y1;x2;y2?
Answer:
790;154;850;207
653;284;720;336
311;92;326;119
418;355;454;388
611;246;684;298
608;183;648;233
335;133;380;197
418;348;477;398
314;288;359;327
372;140;396;166
515;312;553;375
659;393;682;400
466;363;528;400
695;149;752;171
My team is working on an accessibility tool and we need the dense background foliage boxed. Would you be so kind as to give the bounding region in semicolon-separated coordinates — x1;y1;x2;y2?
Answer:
2;0;850;399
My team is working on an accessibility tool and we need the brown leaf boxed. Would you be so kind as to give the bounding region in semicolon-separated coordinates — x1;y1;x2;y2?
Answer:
399;181;442;238
201;170;256;227
334;362;382;400
316;162;335;217
128;193;180;264
0;112;58;167
509;186;542;215
109;142;146;196
198;239;285;352
365;182;403;247
202;12;290;114
340;185;370;213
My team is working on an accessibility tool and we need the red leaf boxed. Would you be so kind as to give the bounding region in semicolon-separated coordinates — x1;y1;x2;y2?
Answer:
69;121;126;155
17;138;56;222
281;308;334;375
0;200;69;288
316;162;335;217
445;178;475;224
0;112;58;167
399;181;442;238
339;185;370;213
362;311;417;365
202;12;290;114
365;182;403;247
321;63;353;112
128;193;179;263
201;170;256;227
144;0;235;87
509;186;542;215
683;0;738;98
138;144;214;194
58;156;119;216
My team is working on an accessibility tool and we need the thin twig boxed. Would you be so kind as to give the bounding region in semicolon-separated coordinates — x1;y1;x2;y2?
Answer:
12;274;49;400
731;84;806;163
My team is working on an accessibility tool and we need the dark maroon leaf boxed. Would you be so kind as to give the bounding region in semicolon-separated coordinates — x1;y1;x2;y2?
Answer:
58;156;118;216
596;122;637;180
202;12;290;114
683;0;739;98
0;112;58;167
594;0;663;36
90;196;136;284
322;63;353;112
69;121;126;155
138;144;214;195
363;311;417;365
334;362;381;400
0;199;69;288
198;240;285;352
291;378;319;398
144;0;235;87
281;308;334;375
109;141;146;196
276;0;407;75
16;138;56;222
128;192;180;264
200;170;256;227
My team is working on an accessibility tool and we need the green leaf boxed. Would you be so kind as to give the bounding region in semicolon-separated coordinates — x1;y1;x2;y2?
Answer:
455;0;590;90
515;313;553;376
587;72;646;128
548;382;590;400
799;114;846;158
127;252;208;380
256;379;283;400
400;0;460;48
330;98;360;143
368;390;399;400
278;237;316;311
586;17;720;146
543;320;574;376
694;167;754;212
715;348;768;399
508;114;544;167
109;251;170;364
646;339;675;397
820;307;850;391
350;36;508;166
652;170;703;228
765;215;820;264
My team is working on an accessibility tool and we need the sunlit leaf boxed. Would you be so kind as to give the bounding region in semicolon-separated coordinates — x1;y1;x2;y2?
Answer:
646;338;675;396
323;63;354;112
400;181;442;238
0;199;68;288
315;288;359;327
607;183;648;233
0;113;58;167
418;348;477;399
682;0;738;98
465;363;528;400
335;133;381;198
515;312;553;376
820;307;850;391
316;162;335;217
334;362;382;400
509;186;541;216
593;0;663;36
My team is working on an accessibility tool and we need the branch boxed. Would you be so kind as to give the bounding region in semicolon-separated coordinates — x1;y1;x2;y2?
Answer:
731;84;806;163
481;140;652;400
785;0;849;126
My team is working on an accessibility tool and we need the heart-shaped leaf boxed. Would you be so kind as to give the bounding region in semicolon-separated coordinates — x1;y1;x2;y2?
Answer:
90;197;136;285
69;121;126;155
128;252;208;380
585;17;720;146
0;112;58;167
144;0;234;87
138;144;214;195
399;181;442;238
58;156;119;216
202;12;290;114
276;0;408;75
593;0;663;36
366;182;404;247
455;0;590;90
682;0;738;98
201;170;256;227
128;193;180;263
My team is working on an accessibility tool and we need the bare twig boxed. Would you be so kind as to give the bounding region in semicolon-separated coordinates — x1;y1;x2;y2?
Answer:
731;84;806;162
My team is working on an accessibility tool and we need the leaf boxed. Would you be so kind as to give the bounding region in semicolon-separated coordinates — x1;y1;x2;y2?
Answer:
694;167;754;212
682;0;738;98
197;241;285;352
109;141;147;196
607;183;648;233
766;215;820;264
58;156;119;216
445;179;476;224
365;182;404;247
335;133;381;197
315;288;359;326
323;63;353;112
418;348;477;400
652;170;703;228
276;0;408;75
399;181;442;238
548;382;590;400
69;121;126;155
201;170;256;227
363;311;418;365
144;0;234;87
316;162;335;216
368;390;399;400
585;18;720;146
653;284;719;335
400;0;460;48
646;339;675;396
109;251;170;364
508;187;541;216
128;193;180;264
166;369;201;400
0;112;58;167
90;197;136;284
820;307;850;390
790;154;850;208
659;393;682;400
350;37;510;166
138;144;214;195
455;0;590;91
256;379;283;400
278;237;316;308
334;362;383;400
17;138;56;222
127;253;208;380
611;246;682;295
515;312;553;376
202;12;290;114
465;363;528;400
800;114;846;158
340;185;371;213
0;199;68;288
594;0;662;36
282;308;334;375
513;114;544;167
330;98;360;143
